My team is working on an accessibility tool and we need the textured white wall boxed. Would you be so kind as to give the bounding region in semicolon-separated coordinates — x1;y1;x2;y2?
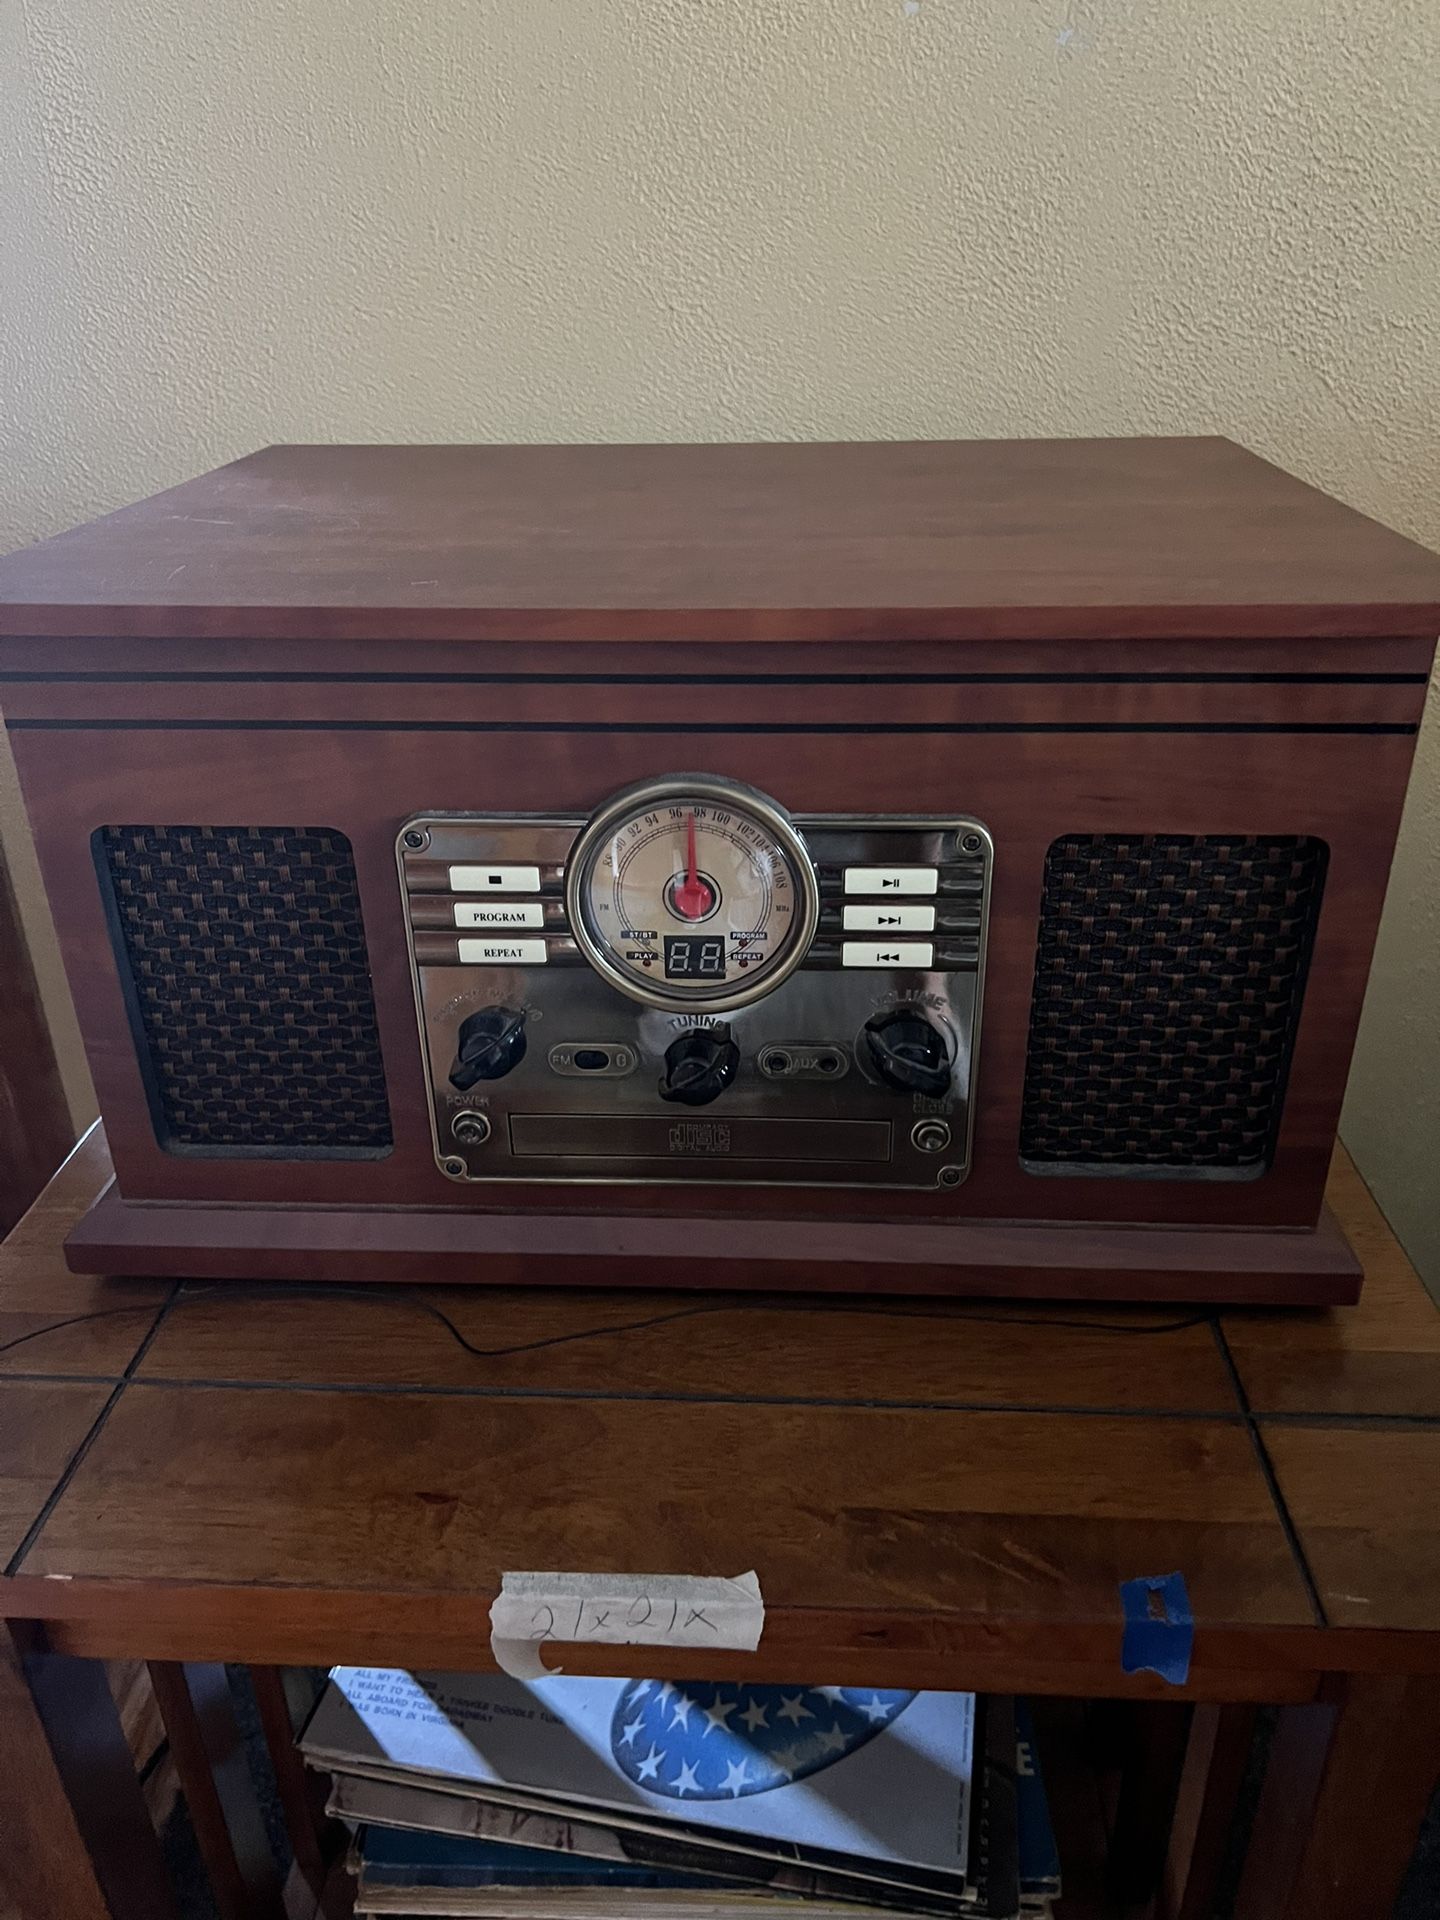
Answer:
2;0;1437;1276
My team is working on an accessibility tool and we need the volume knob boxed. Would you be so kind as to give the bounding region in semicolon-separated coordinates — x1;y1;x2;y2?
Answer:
862;1008;952;1097
660;1026;739;1107
449;1006;527;1088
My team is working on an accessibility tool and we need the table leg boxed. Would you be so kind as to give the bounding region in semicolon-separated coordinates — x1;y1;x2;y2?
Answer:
1233;1674;1440;1920
1155;1703;1256;1920
250;1665;339;1900
0;1620;179;1920
1105;1701;1194;1906
149;1662;287;1920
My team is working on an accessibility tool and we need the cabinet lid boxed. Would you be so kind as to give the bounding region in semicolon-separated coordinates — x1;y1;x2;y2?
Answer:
3;436;1439;644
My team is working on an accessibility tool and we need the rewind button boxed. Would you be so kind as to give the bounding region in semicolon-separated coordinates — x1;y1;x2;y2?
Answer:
842;940;935;970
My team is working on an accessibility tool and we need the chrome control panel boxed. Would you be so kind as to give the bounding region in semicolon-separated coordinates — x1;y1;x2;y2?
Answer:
398;780;992;1191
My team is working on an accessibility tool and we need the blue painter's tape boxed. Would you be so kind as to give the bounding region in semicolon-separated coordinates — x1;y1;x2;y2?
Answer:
1120;1571;1193;1685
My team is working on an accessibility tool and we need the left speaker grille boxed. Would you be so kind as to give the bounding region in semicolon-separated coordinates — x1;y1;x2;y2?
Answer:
95;825;393;1157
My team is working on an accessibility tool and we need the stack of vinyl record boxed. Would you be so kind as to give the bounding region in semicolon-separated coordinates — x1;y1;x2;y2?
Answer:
300;1670;1061;1918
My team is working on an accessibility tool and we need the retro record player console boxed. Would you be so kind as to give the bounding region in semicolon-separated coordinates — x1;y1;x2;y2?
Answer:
2;437;1438;1302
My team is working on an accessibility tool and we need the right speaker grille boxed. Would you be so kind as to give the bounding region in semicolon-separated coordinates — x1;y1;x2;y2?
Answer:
1020;834;1328;1176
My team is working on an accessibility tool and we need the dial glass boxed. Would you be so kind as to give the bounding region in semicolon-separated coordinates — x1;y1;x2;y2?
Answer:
571;782;816;1007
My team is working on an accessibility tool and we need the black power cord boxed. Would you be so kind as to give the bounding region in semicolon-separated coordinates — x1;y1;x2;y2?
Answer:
0;1304;164;1363
0;1285;1214;1367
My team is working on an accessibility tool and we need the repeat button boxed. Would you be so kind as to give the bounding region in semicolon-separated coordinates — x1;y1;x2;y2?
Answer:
457;938;548;966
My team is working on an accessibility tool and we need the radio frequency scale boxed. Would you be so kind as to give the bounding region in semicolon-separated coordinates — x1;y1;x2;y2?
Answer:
3;437;1439;1302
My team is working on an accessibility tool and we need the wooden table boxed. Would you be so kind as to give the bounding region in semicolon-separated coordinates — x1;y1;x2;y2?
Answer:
3;1127;1438;1919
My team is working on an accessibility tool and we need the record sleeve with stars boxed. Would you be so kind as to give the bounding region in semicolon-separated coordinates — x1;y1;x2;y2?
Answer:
609;1680;915;1801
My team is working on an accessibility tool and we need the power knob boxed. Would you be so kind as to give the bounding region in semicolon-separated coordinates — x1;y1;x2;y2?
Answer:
862;1007;953;1097
449;1006;527;1089
660;1025;739;1107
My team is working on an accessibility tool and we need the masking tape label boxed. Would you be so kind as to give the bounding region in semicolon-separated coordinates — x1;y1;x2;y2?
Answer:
489;1570;765;1681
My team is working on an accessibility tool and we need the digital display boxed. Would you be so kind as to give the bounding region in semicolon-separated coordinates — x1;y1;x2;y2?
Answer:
664;935;726;980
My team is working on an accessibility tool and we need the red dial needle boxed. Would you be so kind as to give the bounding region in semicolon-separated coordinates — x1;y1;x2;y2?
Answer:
674;811;713;920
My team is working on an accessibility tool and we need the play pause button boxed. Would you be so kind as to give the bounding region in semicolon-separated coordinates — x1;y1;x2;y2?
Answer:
843;866;938;896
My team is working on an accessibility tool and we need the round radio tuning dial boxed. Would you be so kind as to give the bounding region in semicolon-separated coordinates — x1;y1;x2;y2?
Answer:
449;1006;527;1089
660;1026;739;1107
863;1008;953;1097
564;775;820;1013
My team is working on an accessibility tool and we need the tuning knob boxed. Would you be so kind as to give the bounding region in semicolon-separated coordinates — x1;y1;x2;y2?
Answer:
449;1006;527;1089
660;1026;739;1107
863;1008;952;1097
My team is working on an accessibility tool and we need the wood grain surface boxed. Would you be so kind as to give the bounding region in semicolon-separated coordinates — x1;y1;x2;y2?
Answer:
1233;1674;1440;1920
2;658;1431;729
0;1625;180;1920
2;630;1434;682
18;1582;1348;1703
147;1662;287;1920
0;1380;110;1564
16;715;1415;1238
3;1128;1440;1695
1222;1148;1440;1415
68;1189;1364;1304
133;1277;1237;1410
3;439;1440;642
19;1389;1307;1620
0;839;73;1236
1157;1702;1258;1920
1260;1425;1440;1630
0;1130;168;1379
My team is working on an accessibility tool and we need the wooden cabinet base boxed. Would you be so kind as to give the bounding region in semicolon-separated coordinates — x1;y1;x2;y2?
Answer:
66;1182;1363;1303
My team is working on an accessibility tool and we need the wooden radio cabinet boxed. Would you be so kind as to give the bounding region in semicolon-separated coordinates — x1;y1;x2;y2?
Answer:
2;437;1437;1302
